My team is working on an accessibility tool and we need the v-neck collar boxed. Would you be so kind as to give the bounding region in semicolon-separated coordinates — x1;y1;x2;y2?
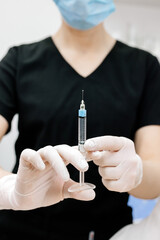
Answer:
47;36;118;79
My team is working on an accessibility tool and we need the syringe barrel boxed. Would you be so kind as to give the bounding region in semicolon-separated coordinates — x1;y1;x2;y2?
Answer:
78;109;87;153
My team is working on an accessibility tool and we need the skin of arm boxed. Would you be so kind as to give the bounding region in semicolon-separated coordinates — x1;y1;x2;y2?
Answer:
129;125;160;199
0;115;12;178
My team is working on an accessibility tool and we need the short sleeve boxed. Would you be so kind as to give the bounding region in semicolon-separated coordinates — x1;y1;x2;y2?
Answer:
135;54;160;131
0;47;18;133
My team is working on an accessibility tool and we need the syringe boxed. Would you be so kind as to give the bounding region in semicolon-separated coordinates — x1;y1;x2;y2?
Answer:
68;90;95;192
78;90;87;186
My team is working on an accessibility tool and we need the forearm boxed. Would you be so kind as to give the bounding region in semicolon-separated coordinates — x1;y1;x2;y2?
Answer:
129;159;160;199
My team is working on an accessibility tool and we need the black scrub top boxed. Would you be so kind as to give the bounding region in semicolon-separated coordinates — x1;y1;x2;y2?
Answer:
0;37;160;240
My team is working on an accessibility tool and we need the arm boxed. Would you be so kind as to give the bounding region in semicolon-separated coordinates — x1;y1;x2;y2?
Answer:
0;115;9;139
129;125;160;199
0;115;12;178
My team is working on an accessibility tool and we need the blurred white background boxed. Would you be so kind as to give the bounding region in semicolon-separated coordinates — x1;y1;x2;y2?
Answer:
0;0;160;221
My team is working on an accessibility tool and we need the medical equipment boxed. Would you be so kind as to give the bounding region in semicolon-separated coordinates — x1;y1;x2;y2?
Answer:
68;90;95;192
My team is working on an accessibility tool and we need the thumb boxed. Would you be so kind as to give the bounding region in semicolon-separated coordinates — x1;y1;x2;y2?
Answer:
63;180;95;201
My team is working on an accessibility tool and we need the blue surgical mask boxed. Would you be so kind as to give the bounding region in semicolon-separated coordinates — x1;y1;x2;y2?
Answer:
53;0;115;30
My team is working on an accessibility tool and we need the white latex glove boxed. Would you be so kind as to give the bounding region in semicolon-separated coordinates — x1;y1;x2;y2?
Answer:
0;145;95;210
84;136;143;193
110;198;160;240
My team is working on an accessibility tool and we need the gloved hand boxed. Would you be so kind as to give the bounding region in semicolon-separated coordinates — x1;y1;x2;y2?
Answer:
84;136;143;193
0;145;95;210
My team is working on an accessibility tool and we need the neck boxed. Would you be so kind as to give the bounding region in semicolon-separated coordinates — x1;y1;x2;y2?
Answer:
54;20;113;51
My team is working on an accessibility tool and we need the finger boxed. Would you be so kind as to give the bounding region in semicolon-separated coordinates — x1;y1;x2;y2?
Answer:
86;151;104;162
93;151;121;167
84;136;126;152
72;145;88;161
54;145;88;172
38;146;70;182
102;178;128;193
98;166;122;180
72;146;78;150
102;179;122;192
63;180;96;201
20;149;45;171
